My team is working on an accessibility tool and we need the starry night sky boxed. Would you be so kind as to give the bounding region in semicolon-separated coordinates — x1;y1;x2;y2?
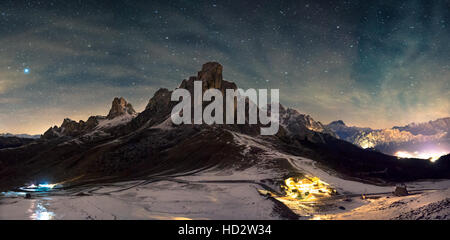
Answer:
0;0;449;134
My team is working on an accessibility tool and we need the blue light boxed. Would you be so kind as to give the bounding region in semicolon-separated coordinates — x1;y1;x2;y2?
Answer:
24;68;30;74
19;182;58;192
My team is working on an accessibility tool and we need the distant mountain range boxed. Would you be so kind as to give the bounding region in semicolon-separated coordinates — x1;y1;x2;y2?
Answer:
327;118;450;157
0;133;40;149
0;133;40;139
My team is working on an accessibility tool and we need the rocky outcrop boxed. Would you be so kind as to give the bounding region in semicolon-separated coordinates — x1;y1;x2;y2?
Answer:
198;62;223;90
43;97;136;139
179;62;238;95
127;88;175;130
107;97;136;119
145;88;172;112
131;62;240;131
42;117;101;139
393;185;409;196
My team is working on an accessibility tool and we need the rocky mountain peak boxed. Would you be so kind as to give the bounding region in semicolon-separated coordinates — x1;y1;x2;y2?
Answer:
198;62;223;90
279;106;337;141
60;118;80;132
144;88;172;112
107;97;136;119
179;62;237;94
42;97;137;140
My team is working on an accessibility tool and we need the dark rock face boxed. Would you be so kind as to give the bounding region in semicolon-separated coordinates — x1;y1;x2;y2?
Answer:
42;117;101;139
179;62;237;95
178;62;263;135
129;88;174;130
107;97;136;119
393;185;408;196
198;62;223;90
145;88;172;112
42;118;84;139
60;118;84;134
134;62;230;130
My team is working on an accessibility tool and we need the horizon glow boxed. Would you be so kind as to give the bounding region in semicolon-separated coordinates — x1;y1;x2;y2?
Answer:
395;150;448;162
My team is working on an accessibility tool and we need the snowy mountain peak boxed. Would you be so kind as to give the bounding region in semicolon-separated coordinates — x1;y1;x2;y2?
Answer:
327;117;450;157
279;105;337;140
393;117;450;136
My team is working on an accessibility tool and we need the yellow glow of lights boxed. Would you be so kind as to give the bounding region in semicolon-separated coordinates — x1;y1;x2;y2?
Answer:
395;150;447;162
281;176;336;201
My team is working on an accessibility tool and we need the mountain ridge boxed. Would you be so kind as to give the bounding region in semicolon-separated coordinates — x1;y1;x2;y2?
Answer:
1;62;449;192
327;117;450;156
0;133;40;139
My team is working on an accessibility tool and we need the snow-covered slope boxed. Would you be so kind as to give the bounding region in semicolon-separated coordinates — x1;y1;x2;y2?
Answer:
2;131;449;220
312;188;450;220
0;180;284;220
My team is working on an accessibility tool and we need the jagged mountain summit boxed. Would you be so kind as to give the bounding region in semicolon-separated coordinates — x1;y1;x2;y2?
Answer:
1;62;450;194
42;97;137;139
394;117;450;136
279;106;336;142
107;97;136;119
327;118;450;157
